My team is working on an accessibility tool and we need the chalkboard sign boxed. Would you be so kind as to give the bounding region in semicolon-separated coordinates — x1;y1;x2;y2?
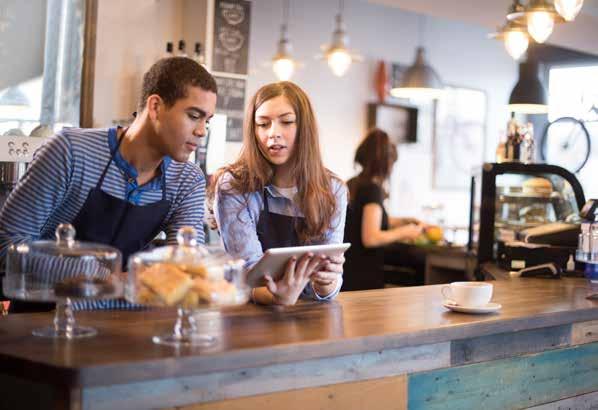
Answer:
212;0;251;75
214;75;246;142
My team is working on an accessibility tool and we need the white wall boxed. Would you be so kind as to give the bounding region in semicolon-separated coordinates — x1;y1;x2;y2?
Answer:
93;0;518;226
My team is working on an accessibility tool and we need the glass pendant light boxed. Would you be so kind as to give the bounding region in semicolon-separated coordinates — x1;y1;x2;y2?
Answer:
272;0;296;81
507;0;564;44
322;0;361;77
390;16;444;100
554;0;584;21
505;30;530;60
489;18;529;60
527;11;554;43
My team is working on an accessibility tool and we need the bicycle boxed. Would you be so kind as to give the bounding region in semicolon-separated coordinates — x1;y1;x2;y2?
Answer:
540;104;598;173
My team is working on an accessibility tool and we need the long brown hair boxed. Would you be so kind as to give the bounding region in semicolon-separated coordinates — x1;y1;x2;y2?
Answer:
209;81;338;243
349;128;398;202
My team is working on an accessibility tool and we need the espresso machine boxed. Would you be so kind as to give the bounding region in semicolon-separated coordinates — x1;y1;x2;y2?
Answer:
0;136;48;207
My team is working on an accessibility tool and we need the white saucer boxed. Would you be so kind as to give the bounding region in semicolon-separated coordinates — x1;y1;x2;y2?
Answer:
442;300;502;314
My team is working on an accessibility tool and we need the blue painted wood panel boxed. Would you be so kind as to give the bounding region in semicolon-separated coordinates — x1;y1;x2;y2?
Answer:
409;342;598;410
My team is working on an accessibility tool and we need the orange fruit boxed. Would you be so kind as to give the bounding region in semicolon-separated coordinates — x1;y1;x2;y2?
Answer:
424;226;443;243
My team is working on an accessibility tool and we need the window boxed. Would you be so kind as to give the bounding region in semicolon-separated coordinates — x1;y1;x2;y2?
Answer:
548;65;598;198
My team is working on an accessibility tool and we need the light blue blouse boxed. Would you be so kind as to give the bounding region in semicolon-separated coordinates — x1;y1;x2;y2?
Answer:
214;172;348;301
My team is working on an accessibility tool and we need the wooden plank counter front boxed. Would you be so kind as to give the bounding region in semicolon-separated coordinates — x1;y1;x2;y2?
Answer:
1;278;598;410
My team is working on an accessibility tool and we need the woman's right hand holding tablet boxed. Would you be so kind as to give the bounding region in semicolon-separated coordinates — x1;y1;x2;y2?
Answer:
264;253;325;305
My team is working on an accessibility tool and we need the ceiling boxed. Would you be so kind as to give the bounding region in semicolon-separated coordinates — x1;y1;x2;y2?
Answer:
368;0;598;55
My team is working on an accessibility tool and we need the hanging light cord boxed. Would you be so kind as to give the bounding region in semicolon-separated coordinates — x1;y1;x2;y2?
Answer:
283;0;289;26
418;14;425;47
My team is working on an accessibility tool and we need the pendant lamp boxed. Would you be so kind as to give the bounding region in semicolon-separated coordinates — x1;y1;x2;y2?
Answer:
508;60;548;114
507;0;564;44
554;0;584;21
490;19;530;61
322;0;361;77
489;2;531;61
272;0;297;81
390;16;444;100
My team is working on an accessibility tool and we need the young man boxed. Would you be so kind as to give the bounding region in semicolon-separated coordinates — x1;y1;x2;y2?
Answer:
0;57;217;310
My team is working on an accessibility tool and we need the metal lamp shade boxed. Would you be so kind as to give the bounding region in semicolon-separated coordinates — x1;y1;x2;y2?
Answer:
508;61;548;114
390;47;444;99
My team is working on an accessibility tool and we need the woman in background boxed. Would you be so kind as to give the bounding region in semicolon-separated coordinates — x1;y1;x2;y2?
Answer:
343;128;424;291
210;82;347;305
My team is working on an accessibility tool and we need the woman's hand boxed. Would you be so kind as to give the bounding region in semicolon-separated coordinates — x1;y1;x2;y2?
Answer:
394;223;424;242
264;253;325;306
311;254;344;297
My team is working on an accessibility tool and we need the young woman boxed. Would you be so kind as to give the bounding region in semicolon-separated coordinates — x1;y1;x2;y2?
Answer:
210;82;347;306
342;128;424;291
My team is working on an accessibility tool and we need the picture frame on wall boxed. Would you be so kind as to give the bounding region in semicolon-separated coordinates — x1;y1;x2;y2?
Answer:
432;85;487;190
367;103;418;144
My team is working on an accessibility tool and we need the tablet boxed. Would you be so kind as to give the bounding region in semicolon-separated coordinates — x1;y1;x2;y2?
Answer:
246;243;351;287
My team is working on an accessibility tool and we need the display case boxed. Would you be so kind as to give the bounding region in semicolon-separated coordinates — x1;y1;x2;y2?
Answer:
477;162;585;266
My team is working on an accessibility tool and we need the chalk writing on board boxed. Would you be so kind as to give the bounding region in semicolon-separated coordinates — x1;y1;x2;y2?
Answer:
212;0;251;75
214;75;245;142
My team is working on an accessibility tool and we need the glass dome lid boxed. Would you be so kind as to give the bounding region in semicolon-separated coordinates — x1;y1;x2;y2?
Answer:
11;223;122;260
3;223;123;339
126;226;249;347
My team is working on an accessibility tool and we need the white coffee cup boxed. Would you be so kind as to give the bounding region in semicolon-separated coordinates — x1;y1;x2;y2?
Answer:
441;282;493;307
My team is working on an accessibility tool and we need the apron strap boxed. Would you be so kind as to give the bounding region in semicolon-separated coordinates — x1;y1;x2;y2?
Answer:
97;127;127;190
160;166;167;201
98;127;168;201
262;189;270;213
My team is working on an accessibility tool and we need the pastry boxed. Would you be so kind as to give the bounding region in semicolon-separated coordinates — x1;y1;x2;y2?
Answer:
139;263;193;306
191;276;213;303
211;280;237;305
137;285;163;306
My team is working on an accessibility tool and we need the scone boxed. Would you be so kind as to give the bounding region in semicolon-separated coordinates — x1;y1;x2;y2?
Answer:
137;285;163;306
211;280;237;305
191;276;213;304
139;263;193;306
181;263;208;278
182;263;225;281
181;290;200;309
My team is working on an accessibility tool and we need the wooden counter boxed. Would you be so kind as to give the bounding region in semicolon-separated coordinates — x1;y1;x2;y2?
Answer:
2;278;598;409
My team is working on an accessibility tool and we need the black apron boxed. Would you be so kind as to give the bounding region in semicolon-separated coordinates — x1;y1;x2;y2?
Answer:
71;128;171;266
256;189;301;252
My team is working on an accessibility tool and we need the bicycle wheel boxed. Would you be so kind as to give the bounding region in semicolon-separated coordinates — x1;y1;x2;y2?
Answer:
540;117;591;173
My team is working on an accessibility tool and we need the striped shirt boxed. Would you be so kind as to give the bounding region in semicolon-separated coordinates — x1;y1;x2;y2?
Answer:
0;127;206;310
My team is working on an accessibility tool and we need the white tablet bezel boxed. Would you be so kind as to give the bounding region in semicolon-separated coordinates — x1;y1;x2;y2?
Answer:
245;243;351;288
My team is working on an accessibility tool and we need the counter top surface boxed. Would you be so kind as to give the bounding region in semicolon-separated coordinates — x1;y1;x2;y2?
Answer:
1;278;597;387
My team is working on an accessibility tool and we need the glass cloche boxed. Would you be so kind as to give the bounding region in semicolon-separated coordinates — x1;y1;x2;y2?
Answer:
3;223;123;338
125;226;249;347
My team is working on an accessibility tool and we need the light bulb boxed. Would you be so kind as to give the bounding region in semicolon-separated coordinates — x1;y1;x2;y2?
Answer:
327;49;352;77
555;0;584;21
504;31;529;60
527;11;554;43
273;57;295;81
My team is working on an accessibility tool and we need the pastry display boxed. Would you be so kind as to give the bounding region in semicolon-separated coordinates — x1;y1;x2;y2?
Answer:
135;262;239;308
125;226;248;346
4;223;122;339
127;227;248;310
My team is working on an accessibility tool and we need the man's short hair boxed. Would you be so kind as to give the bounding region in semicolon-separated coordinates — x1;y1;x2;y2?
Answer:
139;57;217;111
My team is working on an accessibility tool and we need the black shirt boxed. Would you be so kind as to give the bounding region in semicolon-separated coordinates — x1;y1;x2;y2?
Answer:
342;177;388;291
